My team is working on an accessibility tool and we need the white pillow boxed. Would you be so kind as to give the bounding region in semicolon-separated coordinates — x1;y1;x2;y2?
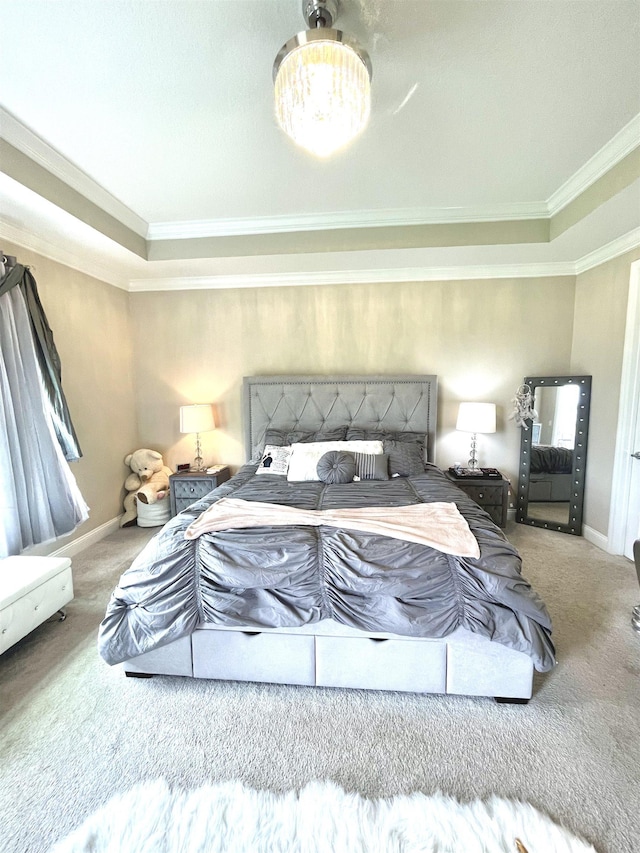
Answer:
286;440;383;482
256;445;292;476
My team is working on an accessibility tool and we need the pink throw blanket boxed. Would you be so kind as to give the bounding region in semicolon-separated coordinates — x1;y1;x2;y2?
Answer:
184;498;480;559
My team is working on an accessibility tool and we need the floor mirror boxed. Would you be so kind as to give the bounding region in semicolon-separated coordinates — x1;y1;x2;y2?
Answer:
516;375;591;535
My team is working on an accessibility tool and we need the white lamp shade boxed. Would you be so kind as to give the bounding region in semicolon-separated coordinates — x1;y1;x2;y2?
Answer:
456;402;496;434
180;404;215;434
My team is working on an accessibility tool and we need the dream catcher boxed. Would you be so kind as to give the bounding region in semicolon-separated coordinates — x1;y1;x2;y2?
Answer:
509;384;538;429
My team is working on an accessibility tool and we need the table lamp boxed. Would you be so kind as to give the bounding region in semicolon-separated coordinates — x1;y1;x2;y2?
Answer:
456;402;496;471
180;404;215;472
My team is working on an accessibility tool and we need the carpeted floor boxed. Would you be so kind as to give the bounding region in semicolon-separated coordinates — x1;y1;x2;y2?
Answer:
0;522;638;853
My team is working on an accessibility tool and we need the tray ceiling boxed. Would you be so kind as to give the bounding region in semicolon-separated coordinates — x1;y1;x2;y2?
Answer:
1;0;639;289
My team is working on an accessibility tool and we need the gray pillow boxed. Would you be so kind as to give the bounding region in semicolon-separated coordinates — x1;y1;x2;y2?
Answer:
346;428;426;456
353;452;389;481
384;440;425;477
265;426;347;446
316;451;356;485
345;427;426;474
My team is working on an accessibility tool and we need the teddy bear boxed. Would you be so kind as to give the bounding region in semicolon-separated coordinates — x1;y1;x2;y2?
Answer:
120;448;173;527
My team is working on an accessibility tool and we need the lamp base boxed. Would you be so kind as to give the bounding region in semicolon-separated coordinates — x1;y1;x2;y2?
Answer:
467;432;479;470
191;433;206;472
190;455;206;473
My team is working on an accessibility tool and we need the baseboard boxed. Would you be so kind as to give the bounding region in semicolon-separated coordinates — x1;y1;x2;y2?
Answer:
583;524;609;552
48;517;122;559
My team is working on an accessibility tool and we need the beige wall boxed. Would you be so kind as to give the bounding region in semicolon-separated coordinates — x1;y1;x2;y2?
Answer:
572;247;640;535
1;240;139;542
11;234;635;545
130;276;576;503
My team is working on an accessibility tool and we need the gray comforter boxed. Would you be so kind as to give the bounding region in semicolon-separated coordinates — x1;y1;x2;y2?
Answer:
98;464;556;671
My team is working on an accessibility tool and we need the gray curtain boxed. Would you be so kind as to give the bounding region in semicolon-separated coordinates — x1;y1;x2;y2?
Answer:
0;269;88;557
0;264;82;461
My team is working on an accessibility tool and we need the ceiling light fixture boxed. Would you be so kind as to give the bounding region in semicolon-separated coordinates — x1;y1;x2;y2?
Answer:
273;0;372;158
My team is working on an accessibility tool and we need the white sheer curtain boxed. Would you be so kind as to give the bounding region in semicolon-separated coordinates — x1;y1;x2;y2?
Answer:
0;285;88;557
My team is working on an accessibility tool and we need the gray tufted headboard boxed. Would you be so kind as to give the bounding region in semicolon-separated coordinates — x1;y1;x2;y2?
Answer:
243;374;438;463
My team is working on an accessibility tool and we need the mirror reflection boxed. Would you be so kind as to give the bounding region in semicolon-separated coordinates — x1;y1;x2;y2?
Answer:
527;385;579;526
516;376;591;535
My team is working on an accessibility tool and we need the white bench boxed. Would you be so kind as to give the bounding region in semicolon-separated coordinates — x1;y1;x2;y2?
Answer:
0;557;73;655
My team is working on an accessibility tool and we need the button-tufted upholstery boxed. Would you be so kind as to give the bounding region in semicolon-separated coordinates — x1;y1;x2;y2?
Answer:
243;374;437;463
0;556;73;655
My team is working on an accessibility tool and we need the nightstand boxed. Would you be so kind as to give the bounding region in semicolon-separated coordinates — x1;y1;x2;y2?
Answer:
445;472;509;528
169;468;231;517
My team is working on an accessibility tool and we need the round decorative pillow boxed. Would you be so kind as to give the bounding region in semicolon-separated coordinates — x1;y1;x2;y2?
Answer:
316;450;356;485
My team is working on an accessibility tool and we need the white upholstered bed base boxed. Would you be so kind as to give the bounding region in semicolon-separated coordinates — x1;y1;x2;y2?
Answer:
123;622;534;700
121;375;535;702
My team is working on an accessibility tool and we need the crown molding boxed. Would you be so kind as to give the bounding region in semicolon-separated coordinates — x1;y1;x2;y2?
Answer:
129;263;576;292
0;106;148;238
4;214;637;294
574;227;640;275
3;108;638;289
146;203;549;241
0;219;130;290
547;112;640;217
4;108;638;242
129;230;640;291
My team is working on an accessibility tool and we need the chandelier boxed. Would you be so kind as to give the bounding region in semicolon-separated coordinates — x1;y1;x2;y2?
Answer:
273;0;372;158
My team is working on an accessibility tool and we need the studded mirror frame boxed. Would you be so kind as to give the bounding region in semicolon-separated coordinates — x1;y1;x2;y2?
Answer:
516;375;592;535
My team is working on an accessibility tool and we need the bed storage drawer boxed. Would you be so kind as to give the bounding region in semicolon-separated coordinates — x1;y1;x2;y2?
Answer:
315;636;447;693
123;634;193;677
446;637;533;698
192;629;316;685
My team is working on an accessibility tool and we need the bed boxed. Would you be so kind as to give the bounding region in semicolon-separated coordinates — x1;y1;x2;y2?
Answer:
99;374;555;702
528;444;573;502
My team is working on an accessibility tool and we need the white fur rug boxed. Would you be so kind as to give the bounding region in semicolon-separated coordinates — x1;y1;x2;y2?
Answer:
49;780;596;853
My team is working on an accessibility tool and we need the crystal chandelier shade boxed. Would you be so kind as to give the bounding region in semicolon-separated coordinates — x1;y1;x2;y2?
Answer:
273;2;371;158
